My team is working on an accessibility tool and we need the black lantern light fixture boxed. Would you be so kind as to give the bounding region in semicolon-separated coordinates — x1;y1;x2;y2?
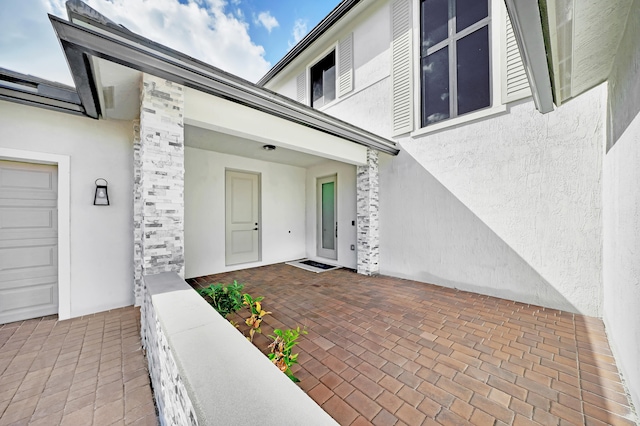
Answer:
94;178;110;206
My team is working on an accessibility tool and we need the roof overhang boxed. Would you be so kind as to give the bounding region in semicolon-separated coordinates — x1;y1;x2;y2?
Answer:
0;68;84;116
49;14;399;156
505;0;634;109
504;0;555;113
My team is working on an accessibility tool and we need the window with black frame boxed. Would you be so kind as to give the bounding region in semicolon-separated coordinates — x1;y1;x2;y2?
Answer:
310;51;336;108
420;0;491;127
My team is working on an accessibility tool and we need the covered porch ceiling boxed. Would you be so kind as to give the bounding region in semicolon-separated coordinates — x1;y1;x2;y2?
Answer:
88;57;366;166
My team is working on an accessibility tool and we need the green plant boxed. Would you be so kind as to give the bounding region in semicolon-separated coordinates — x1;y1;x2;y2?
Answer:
268;326;308;382
243;293;271;342
197;280;244;319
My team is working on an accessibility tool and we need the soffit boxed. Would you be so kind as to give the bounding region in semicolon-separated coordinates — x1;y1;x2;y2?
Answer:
185;125;329;168
546;0;633;104
91;58;140;120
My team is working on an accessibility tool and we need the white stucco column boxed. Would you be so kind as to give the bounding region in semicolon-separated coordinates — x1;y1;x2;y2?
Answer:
357;148;380;275
134;74;185;305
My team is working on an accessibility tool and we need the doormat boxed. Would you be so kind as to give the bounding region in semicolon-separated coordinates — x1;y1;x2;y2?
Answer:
285;259;341;273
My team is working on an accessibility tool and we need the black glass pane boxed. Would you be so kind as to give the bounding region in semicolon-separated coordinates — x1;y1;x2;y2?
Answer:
310;51;335;107
456;0;488;32
456;25;490;115
421;47;450;126
421;0;449;53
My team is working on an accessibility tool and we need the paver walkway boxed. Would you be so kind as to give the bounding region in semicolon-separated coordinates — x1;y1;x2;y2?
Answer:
0;306;157;425
189;264;638;426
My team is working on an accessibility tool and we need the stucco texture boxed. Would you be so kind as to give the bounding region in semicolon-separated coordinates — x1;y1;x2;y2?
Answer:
603;0;640;411
184;146;307;278
0;101;134;317
387;86;605;317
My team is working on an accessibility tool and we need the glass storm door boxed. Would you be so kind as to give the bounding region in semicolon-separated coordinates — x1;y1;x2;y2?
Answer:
317;175;337;260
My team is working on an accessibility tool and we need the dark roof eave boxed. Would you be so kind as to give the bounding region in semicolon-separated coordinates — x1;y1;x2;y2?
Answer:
0;91;85;116
257;0;363;87
49;14;398;156
0;68;85;116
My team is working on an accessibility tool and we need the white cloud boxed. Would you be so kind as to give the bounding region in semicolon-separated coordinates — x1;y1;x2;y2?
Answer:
75;0;271;82
0;0;74;85
255;11;279;33
0;0;272;84
289;19;308;48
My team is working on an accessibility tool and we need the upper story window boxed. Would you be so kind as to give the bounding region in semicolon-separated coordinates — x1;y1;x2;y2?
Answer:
420;0;491;127
310;50;336;108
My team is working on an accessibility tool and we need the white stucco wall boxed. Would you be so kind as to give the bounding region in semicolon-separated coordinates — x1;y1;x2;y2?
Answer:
0;101;134;318
305;161;358;269
603;0;640;411
387;87;606;316
184;147;306;278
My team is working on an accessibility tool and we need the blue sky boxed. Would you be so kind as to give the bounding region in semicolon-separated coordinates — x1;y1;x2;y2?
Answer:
0;0;341;85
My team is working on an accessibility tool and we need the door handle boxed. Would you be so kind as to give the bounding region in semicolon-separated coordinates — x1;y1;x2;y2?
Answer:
253;227;258;231
335;222;338;238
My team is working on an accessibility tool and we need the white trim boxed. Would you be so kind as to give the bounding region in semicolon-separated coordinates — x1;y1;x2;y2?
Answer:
410;104;507;137
0;148;71;320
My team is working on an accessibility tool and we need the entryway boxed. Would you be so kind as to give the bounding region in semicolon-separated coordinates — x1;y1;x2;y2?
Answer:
225;169;261;266
0;160;58;324
317;174;337;260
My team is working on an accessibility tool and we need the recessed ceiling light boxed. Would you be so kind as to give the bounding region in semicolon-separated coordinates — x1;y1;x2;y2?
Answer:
263;144;276;151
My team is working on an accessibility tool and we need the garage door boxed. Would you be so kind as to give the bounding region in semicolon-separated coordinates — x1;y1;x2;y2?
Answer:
0;160;58;324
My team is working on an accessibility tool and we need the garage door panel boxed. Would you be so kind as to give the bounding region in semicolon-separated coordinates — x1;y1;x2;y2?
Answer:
0;208;55;230
0;278;58;324
0;245;56;271
0;165;55;190
0;160;58;324
0;267;58;284
0;237;58;249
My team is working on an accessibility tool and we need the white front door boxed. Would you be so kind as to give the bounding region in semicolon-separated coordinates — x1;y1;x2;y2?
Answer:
225;170;260;266
0;160;58;324
317;175;337;260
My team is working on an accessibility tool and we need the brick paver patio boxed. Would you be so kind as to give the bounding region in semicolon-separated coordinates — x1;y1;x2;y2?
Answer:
0;306;157;425
189;264;638;426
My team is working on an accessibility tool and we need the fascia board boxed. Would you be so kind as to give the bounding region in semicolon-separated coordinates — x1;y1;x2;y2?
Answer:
49;15;399;156
504;0;555;114
0;90;85;116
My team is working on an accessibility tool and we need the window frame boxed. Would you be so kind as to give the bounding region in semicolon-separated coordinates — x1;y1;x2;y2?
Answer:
309;47;338;109
420;0;492;126
412;0;506;136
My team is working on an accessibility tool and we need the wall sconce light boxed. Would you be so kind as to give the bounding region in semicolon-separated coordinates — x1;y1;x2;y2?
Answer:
94;178;110;206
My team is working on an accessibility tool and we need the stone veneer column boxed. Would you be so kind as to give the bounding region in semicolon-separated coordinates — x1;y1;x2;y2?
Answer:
357;148;380;275
133;74;185;306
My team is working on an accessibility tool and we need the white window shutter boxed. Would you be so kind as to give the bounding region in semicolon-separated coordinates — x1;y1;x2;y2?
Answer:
296;71;307;105
391;0;413;136
502;9;531;103
337;33;354;97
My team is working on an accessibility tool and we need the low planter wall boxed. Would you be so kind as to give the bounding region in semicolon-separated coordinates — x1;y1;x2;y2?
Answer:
140;272;337;425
